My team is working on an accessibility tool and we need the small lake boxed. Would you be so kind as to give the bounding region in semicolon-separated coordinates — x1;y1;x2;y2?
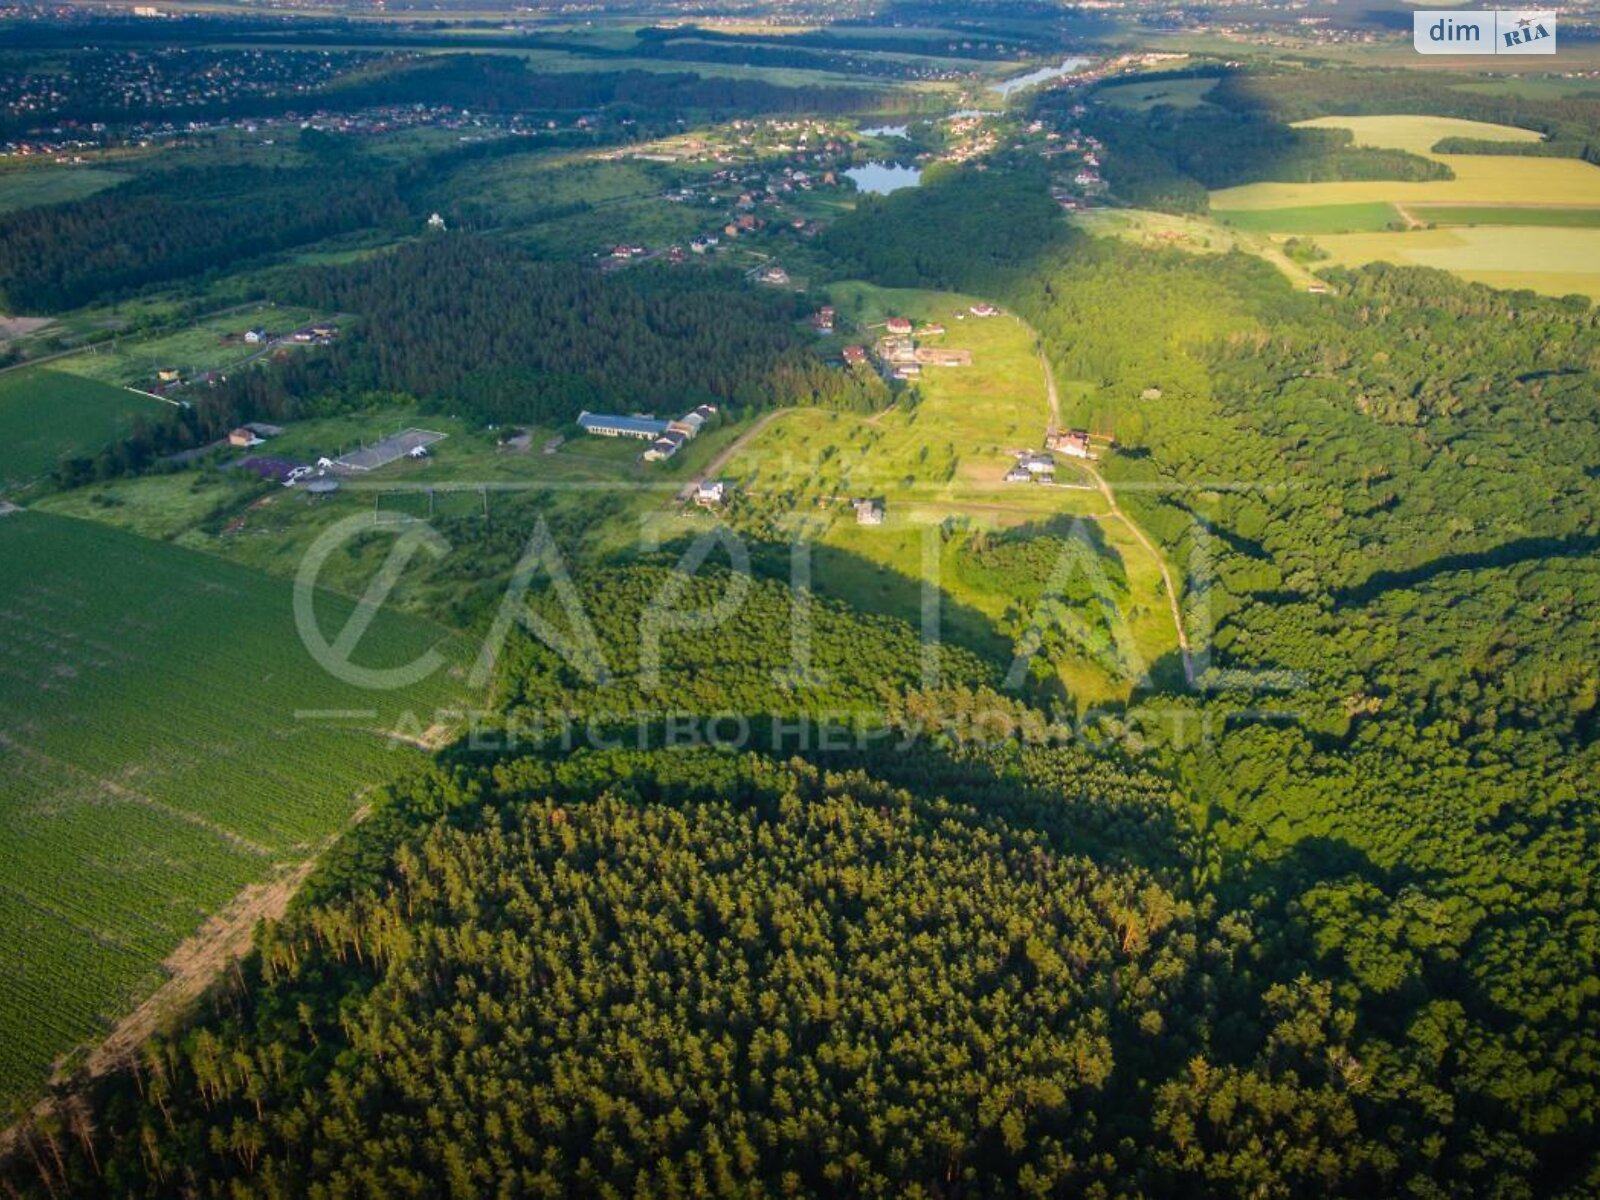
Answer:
860;124;909;138
993;56;1091;97
844;162;924;195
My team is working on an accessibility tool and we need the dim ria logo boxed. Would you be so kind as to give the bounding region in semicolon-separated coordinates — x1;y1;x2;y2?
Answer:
1415;9;1555;54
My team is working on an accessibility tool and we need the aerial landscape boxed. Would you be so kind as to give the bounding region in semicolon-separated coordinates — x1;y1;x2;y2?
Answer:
1;0;1600;1193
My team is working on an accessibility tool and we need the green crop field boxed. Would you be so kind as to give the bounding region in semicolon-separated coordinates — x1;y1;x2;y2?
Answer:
0;368;171;494
1410;205;1600;227
0;166;129;214
0;511;475;1105
1214;202;1402;234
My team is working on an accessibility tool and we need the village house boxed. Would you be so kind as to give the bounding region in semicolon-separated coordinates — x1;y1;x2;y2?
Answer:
156;367;181;384
243;327;268;345
841;345;867;366
813;306;835;332
1046;430;1093;459
228;427;262;448
1022;450;1056;475
854;498;885;526
1004;465;1033;483
884;316;913;335
969;304;1000;318
695;480;726;507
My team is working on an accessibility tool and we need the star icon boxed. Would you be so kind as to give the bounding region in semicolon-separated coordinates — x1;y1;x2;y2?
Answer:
1517;16;1533;26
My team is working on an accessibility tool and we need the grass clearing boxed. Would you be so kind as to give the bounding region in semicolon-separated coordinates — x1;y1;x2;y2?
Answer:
1094;76;1217;111
0;511;475;1106
0;166;129;214
727;283;1179;708
50;303;332;389
0;368;171;494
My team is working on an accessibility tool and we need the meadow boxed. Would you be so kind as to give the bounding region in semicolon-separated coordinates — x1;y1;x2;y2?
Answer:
50;303;331;389
0;368;170;494
727;283;1180;706
1094;76;1217;111
0;511;474;1106
0;166;129;215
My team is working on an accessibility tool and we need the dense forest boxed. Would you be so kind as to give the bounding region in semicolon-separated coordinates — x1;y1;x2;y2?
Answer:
0;163;405;313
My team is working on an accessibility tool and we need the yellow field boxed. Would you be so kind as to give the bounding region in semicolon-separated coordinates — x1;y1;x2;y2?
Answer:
1212;115;1600;210
1295;114;1544;156
1209;114;1600;298
1314;226;1600;299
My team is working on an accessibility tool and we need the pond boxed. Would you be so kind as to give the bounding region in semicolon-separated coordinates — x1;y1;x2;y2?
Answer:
844;162;924;195
992;56;1091;98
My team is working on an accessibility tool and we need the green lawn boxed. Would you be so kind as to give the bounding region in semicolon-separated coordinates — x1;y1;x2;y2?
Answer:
0;510;475;1107
0;368;170;493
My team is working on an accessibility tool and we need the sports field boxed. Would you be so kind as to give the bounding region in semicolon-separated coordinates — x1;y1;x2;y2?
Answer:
0;511;473;1105
0;368;170;493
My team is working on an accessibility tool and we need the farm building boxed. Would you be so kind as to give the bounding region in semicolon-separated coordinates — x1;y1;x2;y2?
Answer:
696;480;726;507
1004;465;1032;483
228;427;263;448
854;498;885;526
644;431;687;461
578;412;672;439
969;304;1000;318
1022;451;1055;475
